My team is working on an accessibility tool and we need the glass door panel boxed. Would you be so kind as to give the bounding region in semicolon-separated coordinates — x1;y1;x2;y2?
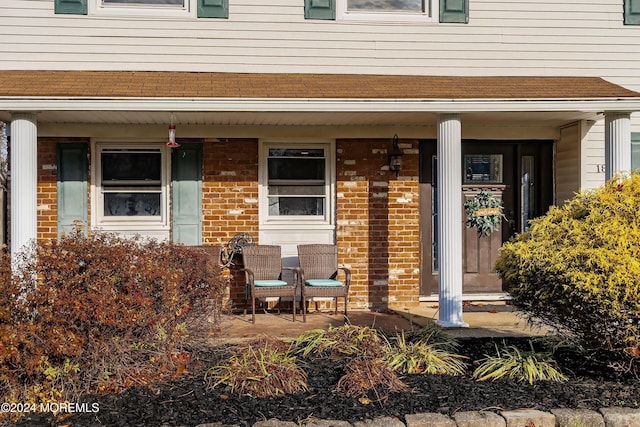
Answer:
521;155;535;232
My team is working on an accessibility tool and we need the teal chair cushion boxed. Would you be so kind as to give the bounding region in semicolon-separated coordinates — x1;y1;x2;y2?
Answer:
254;279;289;287
305;279;343;287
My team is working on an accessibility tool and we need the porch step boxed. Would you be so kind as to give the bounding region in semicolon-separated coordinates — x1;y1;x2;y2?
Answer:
419;292;512;302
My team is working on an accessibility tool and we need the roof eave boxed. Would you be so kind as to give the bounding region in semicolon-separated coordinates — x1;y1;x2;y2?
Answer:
2;96;640;114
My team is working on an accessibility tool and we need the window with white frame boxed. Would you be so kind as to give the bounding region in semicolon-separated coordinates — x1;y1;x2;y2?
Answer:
95;144;169;227
91;0;193;17
103;0;183;5
338;0;436;22
261;143;333;225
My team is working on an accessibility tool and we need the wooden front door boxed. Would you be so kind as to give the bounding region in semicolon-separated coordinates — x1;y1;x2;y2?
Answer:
419;140;553;296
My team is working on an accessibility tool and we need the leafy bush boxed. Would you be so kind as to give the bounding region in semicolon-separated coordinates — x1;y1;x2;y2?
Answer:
472;341;567;384
206;337;308;398
0;231;226;415
496;175;640;370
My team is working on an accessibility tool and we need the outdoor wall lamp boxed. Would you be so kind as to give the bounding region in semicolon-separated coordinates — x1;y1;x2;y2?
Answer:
388;134;403;175
166;113;180;148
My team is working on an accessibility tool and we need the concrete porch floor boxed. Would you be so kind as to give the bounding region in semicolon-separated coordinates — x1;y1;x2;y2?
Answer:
214;302;552;343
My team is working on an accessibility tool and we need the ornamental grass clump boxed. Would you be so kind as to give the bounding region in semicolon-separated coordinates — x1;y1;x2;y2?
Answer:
384;331;467;375
335;358;410;402
206;337;308;398
472;340;567;384
294;324;385;360
496;174;640;372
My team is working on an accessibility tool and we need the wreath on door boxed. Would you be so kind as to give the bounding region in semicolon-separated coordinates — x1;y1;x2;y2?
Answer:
464;190;505;237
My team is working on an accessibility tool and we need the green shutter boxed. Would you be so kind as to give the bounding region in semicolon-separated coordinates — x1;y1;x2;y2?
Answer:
172;143;202;245
305;0;335;20
54;0;87;15
632;133;640;171
440;0;468;23
57;143;88;237
198;0;228;18
625;0;640;25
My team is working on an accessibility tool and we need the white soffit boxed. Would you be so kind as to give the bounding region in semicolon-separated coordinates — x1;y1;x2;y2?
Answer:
2;96;640;113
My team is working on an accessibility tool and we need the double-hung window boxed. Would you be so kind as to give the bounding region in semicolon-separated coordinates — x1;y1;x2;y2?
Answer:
90;0;193;17
260;143;333;226
337;0;437;22
68;0;228;18
94;143;169;230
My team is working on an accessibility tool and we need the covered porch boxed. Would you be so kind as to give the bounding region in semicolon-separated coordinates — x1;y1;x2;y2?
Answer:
1;71;639;327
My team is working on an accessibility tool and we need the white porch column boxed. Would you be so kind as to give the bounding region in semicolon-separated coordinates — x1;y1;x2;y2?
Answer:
604;112;631;181
10;113;38;261
436;113;468;328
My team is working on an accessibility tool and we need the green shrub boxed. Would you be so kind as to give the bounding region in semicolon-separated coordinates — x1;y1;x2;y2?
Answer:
496;174;640;370
0;231;226;416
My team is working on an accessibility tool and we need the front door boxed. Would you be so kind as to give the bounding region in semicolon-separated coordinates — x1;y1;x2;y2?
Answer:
419;140;553;296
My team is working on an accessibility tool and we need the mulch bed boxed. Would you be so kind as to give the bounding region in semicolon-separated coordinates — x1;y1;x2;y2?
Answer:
14;337;640;427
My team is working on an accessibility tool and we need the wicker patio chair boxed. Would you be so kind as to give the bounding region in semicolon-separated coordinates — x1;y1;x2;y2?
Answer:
297;244;351;323
242;245;298;324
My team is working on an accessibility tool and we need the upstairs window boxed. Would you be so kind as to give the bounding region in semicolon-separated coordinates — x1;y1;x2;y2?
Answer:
347;0;425;13
337;0;437;22
103;0;184;5
57;0;229;18
303;0;467;23
92;0;191;16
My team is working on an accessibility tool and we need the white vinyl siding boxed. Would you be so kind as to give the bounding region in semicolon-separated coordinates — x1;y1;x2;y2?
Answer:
581;120;608;190
2;0;639;181
1;0;638;87
555;122;582;205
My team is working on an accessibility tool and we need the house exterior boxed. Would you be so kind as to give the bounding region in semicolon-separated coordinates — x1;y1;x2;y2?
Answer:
1;0;640;326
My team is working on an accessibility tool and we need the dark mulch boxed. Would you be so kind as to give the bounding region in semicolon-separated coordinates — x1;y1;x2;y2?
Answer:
14;337;640;427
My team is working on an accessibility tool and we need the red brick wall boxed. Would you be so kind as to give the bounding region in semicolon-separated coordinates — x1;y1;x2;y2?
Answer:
336;139;420;310
201;138;259;306
33;136;421;311
37;139;58;241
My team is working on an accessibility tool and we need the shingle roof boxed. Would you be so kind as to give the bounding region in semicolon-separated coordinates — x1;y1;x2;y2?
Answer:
0;71;638;99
